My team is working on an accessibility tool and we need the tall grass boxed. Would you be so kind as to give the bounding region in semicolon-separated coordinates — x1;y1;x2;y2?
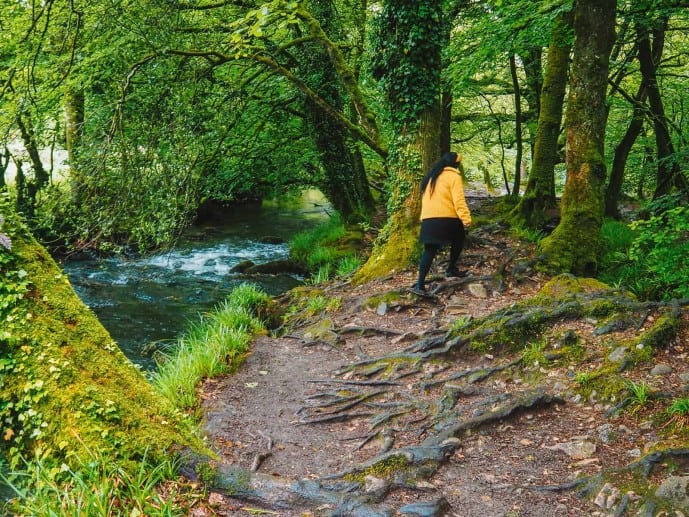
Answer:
289;212;362;282
290;213;346;269
1;450;184;516
152;283;270;409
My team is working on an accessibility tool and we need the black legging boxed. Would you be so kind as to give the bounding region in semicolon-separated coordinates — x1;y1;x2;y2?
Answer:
416;240;463;288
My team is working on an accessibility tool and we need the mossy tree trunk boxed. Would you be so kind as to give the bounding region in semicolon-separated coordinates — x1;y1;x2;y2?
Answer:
354;0;444;282
510;10;572;229
0;215;203;472
519;46;543;154
301;0;375;224
538;0;616;274
354;107;441;283
509;53;523;197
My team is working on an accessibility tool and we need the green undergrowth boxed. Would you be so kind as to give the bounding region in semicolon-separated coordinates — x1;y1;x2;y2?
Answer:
450;275;680;406
0;202;211;514
289;212;364;282
598;199;689;300
2;449;192;516
152;283;273;411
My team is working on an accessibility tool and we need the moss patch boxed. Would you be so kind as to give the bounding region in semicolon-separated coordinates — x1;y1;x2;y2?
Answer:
0;226;204;472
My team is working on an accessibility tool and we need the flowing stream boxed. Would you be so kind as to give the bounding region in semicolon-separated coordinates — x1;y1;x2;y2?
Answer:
61;193;330;370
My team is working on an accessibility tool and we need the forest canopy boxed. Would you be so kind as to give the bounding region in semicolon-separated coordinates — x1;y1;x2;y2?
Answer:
0;0;687;267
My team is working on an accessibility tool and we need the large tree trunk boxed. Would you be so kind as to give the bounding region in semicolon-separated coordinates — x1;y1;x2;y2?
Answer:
605;82;648;218
510;11;572;229
440;89;452;155
636;18;687;198
355;105;441;282
509;54;524;197
355;0;444;281
0;213;202;472
302;0;375;224
538;0;616;275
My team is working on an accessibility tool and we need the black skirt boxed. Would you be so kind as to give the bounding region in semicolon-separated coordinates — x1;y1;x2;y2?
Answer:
420;217;465;245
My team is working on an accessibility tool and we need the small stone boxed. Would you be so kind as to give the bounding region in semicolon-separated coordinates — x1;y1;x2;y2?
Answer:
468;283;489;298
651;363;673;376
552;382;567;394
364;475;389;493
594;483;619;509
608;346;628;363
679;372;689;383
598;423;615;444
376;301;388;316
627;448;641;458
639;420;654;430
546;440;596;460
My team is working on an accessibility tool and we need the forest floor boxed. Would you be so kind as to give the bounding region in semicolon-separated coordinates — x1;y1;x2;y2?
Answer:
196;194;689;517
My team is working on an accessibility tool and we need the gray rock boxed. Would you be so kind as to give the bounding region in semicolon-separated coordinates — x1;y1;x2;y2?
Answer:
400;498;450;516
608;346;628;363
651;363;673;376
545;439;596;459
376;301;388;316
655;475;689;509
468;283;488;298
598;423;615;445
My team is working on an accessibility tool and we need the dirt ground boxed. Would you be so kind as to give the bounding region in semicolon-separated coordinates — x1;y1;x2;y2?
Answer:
197;196;689;517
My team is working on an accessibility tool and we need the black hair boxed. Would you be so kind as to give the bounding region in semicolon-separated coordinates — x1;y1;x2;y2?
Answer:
420;152;459;197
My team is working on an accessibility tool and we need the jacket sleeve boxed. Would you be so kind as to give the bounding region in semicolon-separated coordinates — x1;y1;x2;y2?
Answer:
452;175;472;227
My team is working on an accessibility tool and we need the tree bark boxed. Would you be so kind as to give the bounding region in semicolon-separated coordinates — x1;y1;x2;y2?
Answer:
520;47;543;154
298;1;375;223
64;88;85;166
605;78;648;218
440;89;452;156
355;0;445;281
538;0;616;275
510;11;572;229
15;113;50;217
509;54;523;197
636;18;687;198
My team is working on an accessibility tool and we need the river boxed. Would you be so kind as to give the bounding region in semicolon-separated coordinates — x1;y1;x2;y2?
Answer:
60;192;330;370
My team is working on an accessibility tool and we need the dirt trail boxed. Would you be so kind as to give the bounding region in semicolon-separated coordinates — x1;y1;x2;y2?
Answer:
198;197;688;516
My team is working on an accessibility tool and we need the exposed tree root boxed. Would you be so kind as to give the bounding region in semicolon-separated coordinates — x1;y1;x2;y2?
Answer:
337;325;406;337
197;275;689;514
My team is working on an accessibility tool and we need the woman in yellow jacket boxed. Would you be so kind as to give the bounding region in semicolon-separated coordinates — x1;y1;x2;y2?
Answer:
409;151;471;296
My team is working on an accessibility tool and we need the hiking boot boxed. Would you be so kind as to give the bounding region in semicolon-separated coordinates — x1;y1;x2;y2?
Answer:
445;268;468;278
407;285;430;297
